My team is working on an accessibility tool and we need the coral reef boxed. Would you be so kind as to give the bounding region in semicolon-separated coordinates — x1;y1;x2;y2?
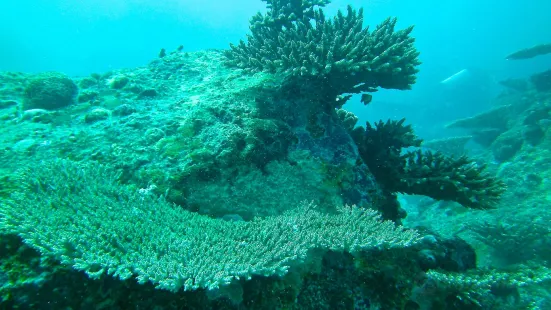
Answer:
491;128;524;161
1;159;418;295
0;50;374;220
3;216;499;309
0;0;519;308
502;42;551;119
0;42;514;308
225;0;420;103
409;56;551;307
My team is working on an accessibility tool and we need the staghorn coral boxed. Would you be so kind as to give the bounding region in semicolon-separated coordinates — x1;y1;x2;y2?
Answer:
397;151;505;210
0;159;419;294
350;118;421;191
349;118;505;210
250;0;331;31
225;0;420;102
347;118;422;220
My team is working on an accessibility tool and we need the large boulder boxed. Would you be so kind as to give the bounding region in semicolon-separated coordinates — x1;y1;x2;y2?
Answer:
23;72;78;110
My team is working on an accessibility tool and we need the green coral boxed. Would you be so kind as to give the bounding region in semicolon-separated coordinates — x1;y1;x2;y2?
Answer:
0;159;419;293
349;118;505;210
350;118;422;191
225;0;420;99
397;151;505;210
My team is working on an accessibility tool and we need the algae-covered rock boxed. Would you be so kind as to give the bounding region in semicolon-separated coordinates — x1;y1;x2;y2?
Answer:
491;129;523;162
21;109;53;123
112;103;136;116
77;90;99;103
0;100;18;109
84;107;111;123
78;76;99;89
137;88;157;99
109;75;130;89
531;69;551;92
23;72;78;110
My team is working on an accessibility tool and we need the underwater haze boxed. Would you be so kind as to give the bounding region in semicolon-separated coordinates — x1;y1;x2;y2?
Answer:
2;0;551;137
2;0;551;77
2;0;551;308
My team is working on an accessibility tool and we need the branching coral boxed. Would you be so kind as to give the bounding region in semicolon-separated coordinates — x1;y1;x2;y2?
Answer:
346;117;505;210
0;159;419;293
225;0;420;101
397;151;505;210
350;118;421;190
424;266;551;308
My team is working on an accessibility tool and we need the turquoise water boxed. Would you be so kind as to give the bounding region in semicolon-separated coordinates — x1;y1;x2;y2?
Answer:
3;0;551;137
1;0;551;308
